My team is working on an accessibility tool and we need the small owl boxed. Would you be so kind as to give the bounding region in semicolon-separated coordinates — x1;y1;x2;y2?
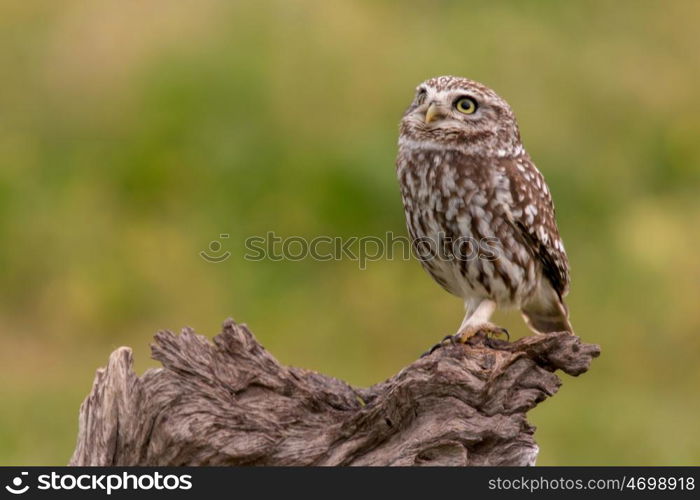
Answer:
396;76;573;344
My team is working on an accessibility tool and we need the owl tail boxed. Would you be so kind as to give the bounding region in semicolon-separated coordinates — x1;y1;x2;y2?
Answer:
521;282;574;334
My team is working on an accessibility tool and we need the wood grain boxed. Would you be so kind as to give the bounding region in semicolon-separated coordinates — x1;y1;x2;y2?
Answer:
70;319;599;466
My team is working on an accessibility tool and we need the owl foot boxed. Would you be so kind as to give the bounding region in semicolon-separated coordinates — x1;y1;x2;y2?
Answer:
421;324;510;357
458;323;510;344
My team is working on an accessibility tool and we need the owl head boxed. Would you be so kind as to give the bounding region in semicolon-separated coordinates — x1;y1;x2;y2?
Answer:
399;76;522;157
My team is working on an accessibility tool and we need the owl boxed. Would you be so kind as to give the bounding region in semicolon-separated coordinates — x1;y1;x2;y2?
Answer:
396;76;573;346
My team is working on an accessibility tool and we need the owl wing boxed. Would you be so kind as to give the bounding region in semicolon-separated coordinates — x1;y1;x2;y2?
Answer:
500;156;570;297
500;156;573;333
513;219;569;298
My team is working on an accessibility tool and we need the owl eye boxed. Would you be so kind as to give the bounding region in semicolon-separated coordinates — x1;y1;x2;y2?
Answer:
454;96;478;114
415;88;427;105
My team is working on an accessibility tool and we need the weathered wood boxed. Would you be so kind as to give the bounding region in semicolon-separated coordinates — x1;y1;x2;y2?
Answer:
70;319;599;466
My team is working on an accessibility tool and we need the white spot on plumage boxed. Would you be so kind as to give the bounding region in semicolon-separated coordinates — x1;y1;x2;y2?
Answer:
477;217;492;238
462;178;476;191
446;197;461;220
482;260;494;278
441;164;457;195
472;205;486;221
472;193;487;206
456;214;471;236
524;204;538;223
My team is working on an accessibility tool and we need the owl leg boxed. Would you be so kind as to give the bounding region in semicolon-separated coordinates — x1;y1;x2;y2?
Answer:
422;299;507;357
454;298;508;343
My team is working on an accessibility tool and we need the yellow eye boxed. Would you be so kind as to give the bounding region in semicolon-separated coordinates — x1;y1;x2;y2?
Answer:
455;96;478;114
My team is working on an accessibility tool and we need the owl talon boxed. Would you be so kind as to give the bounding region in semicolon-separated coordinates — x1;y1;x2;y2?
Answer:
421;334;458;357
458;323;510;345
489;327;509;341
421;324;510;356
482;327;510;349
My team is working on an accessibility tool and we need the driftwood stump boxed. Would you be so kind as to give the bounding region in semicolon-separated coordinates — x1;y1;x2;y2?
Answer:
70;319;599;466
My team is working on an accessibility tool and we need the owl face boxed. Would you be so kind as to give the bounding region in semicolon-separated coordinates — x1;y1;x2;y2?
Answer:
399;76;522;156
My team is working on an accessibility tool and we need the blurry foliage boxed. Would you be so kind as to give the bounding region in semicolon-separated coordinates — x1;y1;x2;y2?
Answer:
0;0;699;464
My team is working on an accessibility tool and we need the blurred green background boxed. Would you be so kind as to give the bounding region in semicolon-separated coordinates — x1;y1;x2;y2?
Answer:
1;0;699;465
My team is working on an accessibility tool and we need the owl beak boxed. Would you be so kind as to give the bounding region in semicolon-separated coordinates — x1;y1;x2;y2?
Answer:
424;103;445;124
